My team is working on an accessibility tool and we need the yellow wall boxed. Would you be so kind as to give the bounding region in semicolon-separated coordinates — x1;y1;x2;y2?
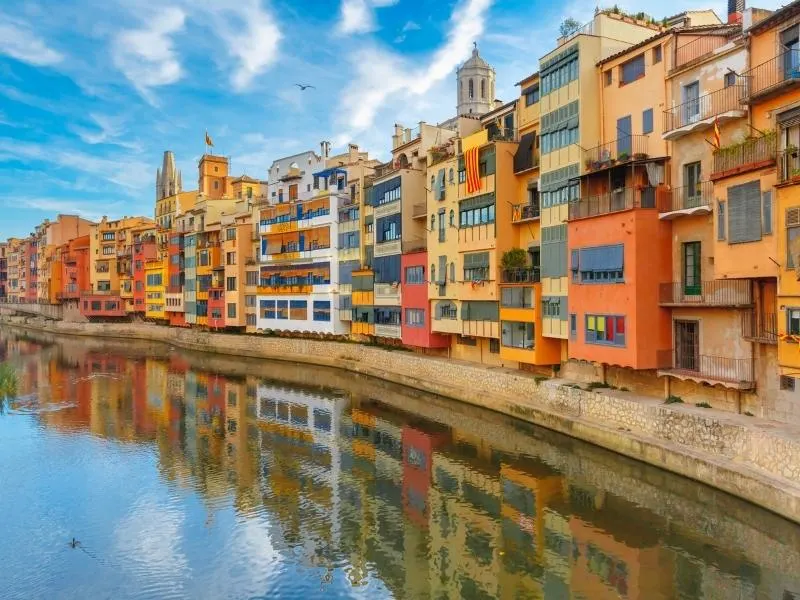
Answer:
145;259;166;320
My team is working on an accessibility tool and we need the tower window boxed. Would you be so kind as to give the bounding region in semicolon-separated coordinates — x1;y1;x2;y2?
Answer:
214;181;219;190
481;79;486;98
469;79;474;99
214;166;218;172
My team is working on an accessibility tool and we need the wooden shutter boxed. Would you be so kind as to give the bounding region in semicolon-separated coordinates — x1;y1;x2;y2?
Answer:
787;206;800;227
728;181;761;244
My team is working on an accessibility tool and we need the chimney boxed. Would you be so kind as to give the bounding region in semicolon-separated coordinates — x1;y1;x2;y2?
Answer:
728;0;744;23
320;141;331;159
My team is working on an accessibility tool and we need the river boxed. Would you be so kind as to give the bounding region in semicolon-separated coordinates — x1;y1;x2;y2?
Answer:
0;328;799;599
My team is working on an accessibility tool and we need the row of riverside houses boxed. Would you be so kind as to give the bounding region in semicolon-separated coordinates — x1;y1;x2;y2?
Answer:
7;2;800;423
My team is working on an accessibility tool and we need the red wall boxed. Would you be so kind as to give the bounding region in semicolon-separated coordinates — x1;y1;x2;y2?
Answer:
401;251;449;348
62;237;90;299
567;209;672;369
208;288;226;329
80;293;127;318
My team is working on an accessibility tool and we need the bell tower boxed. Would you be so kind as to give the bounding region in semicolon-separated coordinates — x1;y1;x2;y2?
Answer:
456;43;496;117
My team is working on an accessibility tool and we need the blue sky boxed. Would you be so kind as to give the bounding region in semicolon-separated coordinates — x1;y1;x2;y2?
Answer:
0;0;752;239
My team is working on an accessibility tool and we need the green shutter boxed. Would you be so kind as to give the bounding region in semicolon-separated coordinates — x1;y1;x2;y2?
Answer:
728;181;762;244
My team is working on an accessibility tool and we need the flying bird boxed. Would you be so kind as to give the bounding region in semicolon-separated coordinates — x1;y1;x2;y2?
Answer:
294;84;316;90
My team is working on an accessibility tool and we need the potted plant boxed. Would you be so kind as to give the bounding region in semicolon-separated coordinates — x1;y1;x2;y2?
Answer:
592;160;602;170
633;151;648;160
501;247;528;270
792;168;800;183
617;151;630;162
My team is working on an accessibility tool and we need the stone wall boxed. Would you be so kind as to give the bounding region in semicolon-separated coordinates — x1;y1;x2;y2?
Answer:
3;314;800;524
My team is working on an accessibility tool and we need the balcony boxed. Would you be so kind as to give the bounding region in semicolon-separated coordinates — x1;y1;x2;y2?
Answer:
462;320;499;338
739;49;800;104
501;267;540;284
657;349;754;389
671;31;738;73
741;311;777;344
710;133;777;180
662;86;746;140
486;126;518;143
778;150;800;185
658;181;714;219
411;203;427;219
568;186;656;221
658;280;752;307
374;323;402;338
583;135;650;174
511;203;540;223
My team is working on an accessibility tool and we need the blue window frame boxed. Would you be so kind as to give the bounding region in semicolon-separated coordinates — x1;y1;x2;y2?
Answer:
259;299;276;319
642;108;654;134
313;300;331;321
585;314;625;346
577;244;624;283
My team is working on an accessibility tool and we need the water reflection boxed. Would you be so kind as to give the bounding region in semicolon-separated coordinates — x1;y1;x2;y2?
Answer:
1;329;800;600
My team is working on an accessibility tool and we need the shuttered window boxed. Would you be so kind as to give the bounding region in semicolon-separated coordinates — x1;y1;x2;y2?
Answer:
541;296;567;320
463;252;489;281
461;301;499;321
438;255;447;284
642;108;654;134
727;181;762;244
763;191;773;235
577;244;624;283
787;207;800;268
620;54;645;85
717;201;726;240
541;225;567;278
514;132;536;173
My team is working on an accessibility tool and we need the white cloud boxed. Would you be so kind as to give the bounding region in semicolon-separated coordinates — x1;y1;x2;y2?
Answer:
0;13;63;66
337;0;493;134
336;0;399;35
206;1;282;91
15;197;124;222
111;7;186;105
70;113;140;150
402;20;421;32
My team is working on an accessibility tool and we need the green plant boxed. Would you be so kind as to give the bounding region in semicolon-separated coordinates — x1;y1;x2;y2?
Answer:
559;18;582;37
744;411;755;416
0;363;18;413
501;248;528;270
586;381;612;390
617;151;629;161
664;395;683;404
534;375;548;384
695;402;712;408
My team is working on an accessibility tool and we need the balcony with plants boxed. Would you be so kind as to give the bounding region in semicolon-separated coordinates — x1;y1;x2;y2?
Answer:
582;135;650;174
710;130;777;180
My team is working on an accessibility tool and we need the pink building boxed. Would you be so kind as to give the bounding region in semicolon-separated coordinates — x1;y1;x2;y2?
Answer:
400;251;449;349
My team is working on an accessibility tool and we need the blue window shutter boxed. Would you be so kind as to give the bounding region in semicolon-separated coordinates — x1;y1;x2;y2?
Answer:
642;108;653;134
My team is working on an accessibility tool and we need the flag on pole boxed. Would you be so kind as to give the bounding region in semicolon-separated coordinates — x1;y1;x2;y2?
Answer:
713;117;721;149
465;146;481;194
205;131;214;147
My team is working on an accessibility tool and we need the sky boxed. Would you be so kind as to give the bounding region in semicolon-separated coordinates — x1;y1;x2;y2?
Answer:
0;0;774;239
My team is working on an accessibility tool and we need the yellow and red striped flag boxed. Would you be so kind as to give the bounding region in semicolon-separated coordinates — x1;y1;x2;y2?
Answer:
713;117;721;149
466;146;481;193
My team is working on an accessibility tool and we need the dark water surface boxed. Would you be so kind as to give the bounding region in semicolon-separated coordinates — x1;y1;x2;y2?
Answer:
1;328;799;600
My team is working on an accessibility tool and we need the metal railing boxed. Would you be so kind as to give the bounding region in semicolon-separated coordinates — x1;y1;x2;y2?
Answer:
583;135;649;171
778;150;800;183
659;280;752;306
663;85;745;133
81;289;120;297
569;186;657;220
711;134;777;175
658;181;713;213
742;311;778;344
487;127;518;143
512;203;540;222
657;349;754;384
501;267;541;283
673;32;737;71
739;49;800;101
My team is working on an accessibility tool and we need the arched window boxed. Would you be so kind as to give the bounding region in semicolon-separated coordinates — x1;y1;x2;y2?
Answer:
481;79;486;98
430;215;435;231
431;264;436;283
449;262;455;283
459;80;463;99
469;79;474;99
449;168;454;183
449;209;455;226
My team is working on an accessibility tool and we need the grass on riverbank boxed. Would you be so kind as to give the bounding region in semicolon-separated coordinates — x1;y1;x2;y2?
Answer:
0;363;17;413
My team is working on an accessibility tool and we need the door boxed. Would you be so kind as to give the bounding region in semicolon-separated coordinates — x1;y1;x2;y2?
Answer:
298;233;305;251
684;162;702;208
781;26;800;79
675;320;699;372
683;241;701;296
616;116;632;157
683;82;700;123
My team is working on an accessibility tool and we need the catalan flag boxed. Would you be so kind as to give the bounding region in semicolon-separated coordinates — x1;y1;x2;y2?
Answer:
713;117;721;149
205;130;214;147
465;146;481;194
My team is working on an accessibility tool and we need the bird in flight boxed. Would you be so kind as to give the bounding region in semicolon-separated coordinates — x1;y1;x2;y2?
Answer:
295;83;316;90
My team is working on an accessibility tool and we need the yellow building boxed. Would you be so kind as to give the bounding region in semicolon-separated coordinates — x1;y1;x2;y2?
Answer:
145;255;167;322
89;216;154;295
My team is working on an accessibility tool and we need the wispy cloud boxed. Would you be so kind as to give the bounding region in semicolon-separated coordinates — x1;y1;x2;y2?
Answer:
111;7;186;105
70;113;140;150
402;20;421;32
0;12;64;66
335;0;399;35
338;0;493;134
14;197;124;222
209;1;282;91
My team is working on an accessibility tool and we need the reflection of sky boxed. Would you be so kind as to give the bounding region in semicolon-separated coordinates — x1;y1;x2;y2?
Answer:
0;414;389;599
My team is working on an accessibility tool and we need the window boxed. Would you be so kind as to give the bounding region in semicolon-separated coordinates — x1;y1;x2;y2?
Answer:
146;273;163;286
449;209;455;227
642;108;653;134
570;313;577;339
724;72;736;87
289;300;307;320
448;168;454;183
226;228;236;241
728;180;762;244
541;181;579;208
450;262;455;283
405;266;424;284
313;300;331;321
245;295;256;307
430;214;435;232
619;54;645;85
469;79;474;99
226;277;236;291
541;125;579;155
781;375;796;391
276;300;288;319
246;271;258;286
585;315;626;346
227;303;236;318
501;321;534;349
489;338;500;353
247;314;256;326
541;55;578;96
464;252;490;282
763;191;773;235
226;252;236;265
438;211;446;242
524;85;539;106
459;201;495;228
718;201;727;240
405;308;425;327
457;335;477;346
102;246;114;256
501;287;532;308
653;45;662;63
683;242;701;295
278;189;284;203
260;299;276;319
214;181;219;190
481;78;486;98
604;70;612;86
102;232;115;241
789;308;800;335
575;244;624;283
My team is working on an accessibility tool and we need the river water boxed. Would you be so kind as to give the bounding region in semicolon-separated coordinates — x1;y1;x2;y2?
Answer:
0;328;799;600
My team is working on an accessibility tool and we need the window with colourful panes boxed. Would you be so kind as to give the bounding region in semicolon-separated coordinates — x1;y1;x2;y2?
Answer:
585;315;625;346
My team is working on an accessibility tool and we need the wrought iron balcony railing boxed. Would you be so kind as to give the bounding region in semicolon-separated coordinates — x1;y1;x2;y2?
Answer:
711;133;777;177
583;135;650;172
741;311;777;344
662;85;745;133
778;149;800;184
568;186;656;220
658;181;713;214
501;267;540;284
511;203;540;223
657;349;754;385
672;31;738;71
739;49;800;102
659;280;752;306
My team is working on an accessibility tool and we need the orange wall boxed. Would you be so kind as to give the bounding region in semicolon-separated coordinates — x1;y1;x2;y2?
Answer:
568;210;672;368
